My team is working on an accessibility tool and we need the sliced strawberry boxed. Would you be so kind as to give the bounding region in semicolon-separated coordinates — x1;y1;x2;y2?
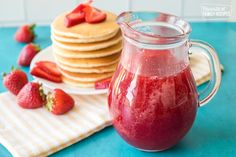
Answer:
64;1;106;27
71;0;93;13
95;78;111;89
46;89;74;115
83;6;107;24
64;12;85;28
64;1;93;27
35;61;61;77
30;66;62;83
71;3;89;13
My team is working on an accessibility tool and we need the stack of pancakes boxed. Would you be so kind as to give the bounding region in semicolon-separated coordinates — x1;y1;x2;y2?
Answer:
51;11;122;88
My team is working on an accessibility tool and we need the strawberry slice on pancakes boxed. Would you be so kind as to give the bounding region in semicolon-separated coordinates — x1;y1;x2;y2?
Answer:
64;0;107;27
83;6;107;24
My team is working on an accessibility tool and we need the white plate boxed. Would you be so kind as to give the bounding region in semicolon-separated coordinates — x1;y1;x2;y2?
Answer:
30;46;108;95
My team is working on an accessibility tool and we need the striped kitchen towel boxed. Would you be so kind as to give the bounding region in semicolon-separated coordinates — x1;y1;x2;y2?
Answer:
0;93;111;157
190;52;223;85
191;52;211;85
0;53;222;157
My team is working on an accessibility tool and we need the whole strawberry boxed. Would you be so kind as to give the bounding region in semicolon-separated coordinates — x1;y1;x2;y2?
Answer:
46;89;74;115
17;82;46;109
3;68;28;95
18;43;41;67
15;24;36;43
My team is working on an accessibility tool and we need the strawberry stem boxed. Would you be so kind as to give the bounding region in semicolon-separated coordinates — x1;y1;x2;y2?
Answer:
2;72;7;78
39;84;46;102
30;24;36;30
34;44;41;52
45;92;54;112
29;24;36;38
10;66;15;71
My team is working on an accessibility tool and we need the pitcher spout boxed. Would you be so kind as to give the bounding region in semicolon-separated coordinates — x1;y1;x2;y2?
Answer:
116;12;137;39
116;11;191;45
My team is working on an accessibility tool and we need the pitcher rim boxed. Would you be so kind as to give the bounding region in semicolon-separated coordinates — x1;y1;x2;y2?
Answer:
116;11;192;44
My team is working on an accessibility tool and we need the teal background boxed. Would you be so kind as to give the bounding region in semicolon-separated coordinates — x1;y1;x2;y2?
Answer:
0;22;235;156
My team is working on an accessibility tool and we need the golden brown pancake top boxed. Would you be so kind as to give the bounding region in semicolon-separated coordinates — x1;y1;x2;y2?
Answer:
51;11;120;39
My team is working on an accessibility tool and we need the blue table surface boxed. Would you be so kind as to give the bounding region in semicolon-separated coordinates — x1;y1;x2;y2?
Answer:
0;22;236;157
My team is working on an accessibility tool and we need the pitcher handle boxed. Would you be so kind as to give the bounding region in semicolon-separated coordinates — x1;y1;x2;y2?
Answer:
189;40;222;107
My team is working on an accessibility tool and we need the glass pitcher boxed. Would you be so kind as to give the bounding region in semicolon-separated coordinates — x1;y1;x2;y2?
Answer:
108;12;221;151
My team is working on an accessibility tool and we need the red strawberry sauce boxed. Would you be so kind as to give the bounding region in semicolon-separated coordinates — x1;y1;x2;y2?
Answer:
108;49;198;150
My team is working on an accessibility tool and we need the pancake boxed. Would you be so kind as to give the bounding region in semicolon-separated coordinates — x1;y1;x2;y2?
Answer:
51;11;119;40
52;29;119;43
57;62;118;73
51;10;121;88
52;31;122;51
62;76;95;88
54;52;120;68
52;41;122;58
59;69;113;82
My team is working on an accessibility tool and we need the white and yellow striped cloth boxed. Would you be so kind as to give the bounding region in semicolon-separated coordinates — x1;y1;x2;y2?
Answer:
0;93;111;157
191;53;211;85
0;53;222;157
